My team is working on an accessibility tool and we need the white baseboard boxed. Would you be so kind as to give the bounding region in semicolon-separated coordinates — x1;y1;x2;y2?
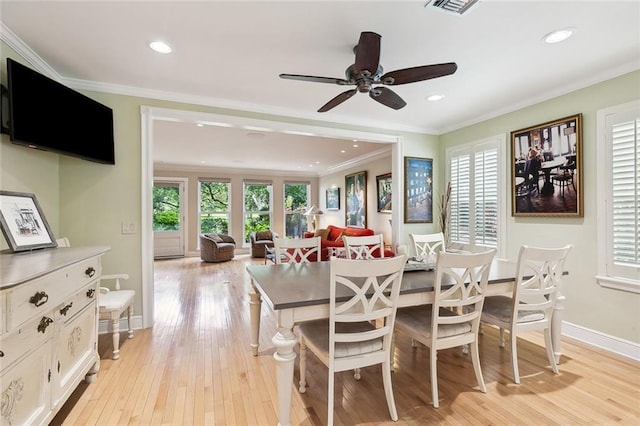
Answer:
562;321;640;361
98;315;144;335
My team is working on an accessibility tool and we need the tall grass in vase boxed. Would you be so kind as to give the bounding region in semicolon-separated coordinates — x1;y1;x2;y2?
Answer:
439;182;451;248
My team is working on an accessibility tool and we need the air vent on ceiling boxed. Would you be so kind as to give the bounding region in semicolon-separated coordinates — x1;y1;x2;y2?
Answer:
425;0;480;15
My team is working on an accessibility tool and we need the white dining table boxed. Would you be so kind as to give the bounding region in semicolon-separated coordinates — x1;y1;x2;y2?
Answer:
246;259;565;426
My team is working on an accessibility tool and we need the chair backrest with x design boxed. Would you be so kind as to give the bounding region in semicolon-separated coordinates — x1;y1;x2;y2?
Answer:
410;232;446;261
273;236;321;264
343;234;385;259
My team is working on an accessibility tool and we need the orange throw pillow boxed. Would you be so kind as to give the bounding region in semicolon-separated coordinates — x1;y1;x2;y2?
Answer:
314;228;330;240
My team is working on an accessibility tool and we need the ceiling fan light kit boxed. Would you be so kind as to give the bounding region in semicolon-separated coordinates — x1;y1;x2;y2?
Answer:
280;31;457;112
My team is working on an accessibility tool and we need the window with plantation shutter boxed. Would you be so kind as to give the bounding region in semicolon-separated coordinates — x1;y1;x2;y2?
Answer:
597;101;640;292
447;136;504;255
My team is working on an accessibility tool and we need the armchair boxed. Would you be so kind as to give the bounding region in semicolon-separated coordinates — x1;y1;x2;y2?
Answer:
200;233;236;263
250;230;278;258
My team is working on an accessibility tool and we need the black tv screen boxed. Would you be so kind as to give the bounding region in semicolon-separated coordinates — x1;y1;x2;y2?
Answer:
6;58;115;164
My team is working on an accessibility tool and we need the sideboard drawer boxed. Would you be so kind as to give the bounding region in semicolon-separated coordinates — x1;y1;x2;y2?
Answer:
7;257;101;331
0;312;55;373
54;281;99;324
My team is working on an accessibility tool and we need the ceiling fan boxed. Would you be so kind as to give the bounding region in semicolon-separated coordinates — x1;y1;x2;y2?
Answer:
279;31;457;113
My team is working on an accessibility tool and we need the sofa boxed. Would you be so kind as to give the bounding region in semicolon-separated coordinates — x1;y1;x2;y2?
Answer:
200;233;236;263
250;230;279;258
303;224;394;261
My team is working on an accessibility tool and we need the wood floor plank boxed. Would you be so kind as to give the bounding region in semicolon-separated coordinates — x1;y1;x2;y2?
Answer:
50;255;640;425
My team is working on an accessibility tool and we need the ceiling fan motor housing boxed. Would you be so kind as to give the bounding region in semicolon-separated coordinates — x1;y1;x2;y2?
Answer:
345;64;384;93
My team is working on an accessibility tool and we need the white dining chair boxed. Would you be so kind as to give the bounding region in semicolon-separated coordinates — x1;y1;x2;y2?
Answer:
409;232;446;262
481;244;572;384
342;234;385;259
273;236;321;264
394;249;496;408
297;255;407;425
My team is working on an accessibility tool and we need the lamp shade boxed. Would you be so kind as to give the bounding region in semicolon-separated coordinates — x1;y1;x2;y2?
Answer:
304;205;324;216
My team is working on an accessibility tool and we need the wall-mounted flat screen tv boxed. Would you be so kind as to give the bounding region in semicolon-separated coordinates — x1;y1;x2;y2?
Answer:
6;58;115;165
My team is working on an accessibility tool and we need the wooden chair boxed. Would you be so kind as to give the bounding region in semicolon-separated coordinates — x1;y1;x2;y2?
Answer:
342;234;385;259
394;249;496;408
56;237;135;360
410;232;446;262
273;236;321;264
481;245;572;384
297;255;407;425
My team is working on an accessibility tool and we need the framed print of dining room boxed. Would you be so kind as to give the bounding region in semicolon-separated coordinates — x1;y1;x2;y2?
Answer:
511;113;583;217
0;190;58;252
404;157;433;223
345;171;366;228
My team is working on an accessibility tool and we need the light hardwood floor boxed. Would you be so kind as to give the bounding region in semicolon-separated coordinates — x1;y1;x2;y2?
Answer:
52;254;640;425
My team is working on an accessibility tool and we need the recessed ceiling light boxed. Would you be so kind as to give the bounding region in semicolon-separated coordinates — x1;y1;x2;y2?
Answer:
353;144;359;148
341;150;346;153
543;28;574;44
315;161;320;164
196;123;204;127
426;94;444;101
149;41;172;54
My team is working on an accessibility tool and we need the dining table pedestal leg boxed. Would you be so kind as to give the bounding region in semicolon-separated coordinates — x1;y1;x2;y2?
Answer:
249;282;262;356
272;324;297;426
552;293;565;364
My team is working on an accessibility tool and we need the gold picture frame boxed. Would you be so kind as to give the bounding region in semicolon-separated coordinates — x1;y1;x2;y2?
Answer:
345;171;367;228
511;113;583;217
404;157;433;223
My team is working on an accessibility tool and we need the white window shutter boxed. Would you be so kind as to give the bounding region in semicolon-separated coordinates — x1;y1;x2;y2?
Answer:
611;118;640;268
474;148;499;247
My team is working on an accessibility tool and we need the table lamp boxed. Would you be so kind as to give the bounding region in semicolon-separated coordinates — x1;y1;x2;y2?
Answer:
304;205;324;232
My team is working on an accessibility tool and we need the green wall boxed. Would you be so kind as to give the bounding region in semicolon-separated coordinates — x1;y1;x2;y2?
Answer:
2;39;638;346
439;70;640;343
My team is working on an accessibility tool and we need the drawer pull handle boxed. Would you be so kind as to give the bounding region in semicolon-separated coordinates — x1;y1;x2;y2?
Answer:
86;288;96;298
38;317;54;333
60;302;73;316
85;266;96;277
29;291;49;307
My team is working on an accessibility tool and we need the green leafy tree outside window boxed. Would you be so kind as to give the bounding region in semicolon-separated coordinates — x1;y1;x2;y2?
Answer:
153;186;180;231
200;181;229;234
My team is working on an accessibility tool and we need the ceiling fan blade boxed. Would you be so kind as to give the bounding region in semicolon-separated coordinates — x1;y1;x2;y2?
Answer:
279;74;350;85
318;89;358;112
381;62;458;85
354;31;381;75
369;87;406;110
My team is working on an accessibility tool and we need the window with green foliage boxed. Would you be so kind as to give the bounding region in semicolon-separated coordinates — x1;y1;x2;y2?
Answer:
153;184;180;231
199;180;230;235
284;183;310;238
244;182;272;243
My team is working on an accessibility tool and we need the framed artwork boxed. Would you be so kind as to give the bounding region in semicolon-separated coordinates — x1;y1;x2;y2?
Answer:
376;173;392;213
345;171;367;228
404;157;433;223
326;187;340;210
511;113;583;217
0;190;57;252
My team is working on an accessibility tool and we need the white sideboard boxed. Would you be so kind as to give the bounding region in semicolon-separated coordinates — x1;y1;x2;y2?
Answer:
0;246;110;426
